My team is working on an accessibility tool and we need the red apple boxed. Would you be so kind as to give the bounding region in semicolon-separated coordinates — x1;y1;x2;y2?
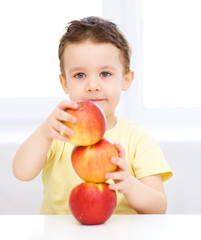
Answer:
69;182;117;225
71;138;118;183
63;100;106;146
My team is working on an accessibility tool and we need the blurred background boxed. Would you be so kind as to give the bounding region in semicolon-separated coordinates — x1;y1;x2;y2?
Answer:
0;0;201;214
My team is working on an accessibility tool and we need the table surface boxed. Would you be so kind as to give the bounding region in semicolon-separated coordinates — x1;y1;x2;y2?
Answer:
0;214;201;240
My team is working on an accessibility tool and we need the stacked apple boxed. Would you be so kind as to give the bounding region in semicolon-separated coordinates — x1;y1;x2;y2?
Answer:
64;100;118;225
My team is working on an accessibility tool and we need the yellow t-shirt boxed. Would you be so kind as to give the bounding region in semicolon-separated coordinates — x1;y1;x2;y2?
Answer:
40;118;172;214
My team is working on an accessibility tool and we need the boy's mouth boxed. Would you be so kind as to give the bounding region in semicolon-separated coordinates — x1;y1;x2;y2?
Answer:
88;99;105;103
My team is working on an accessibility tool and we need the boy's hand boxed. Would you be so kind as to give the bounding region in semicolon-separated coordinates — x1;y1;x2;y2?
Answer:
105;142;135;194
42;100;78;142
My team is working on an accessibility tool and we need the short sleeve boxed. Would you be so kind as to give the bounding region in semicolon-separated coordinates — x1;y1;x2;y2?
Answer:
46;139;57;161
131;128;173;182
41;139;57;184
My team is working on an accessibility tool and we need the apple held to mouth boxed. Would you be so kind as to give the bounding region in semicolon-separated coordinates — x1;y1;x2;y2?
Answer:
63;100;106;146
71;138;118;183
69;182;117;225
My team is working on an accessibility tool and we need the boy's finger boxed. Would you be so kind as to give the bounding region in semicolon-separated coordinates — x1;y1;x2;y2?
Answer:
51;129;71;142
105;171;125;180
114;142;126;159
108;181;124;192
56;109;77;123
111;157;126;170
53;120;74;137
58;100;78;110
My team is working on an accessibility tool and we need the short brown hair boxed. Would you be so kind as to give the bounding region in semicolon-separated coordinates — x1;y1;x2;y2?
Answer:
58;16;131;76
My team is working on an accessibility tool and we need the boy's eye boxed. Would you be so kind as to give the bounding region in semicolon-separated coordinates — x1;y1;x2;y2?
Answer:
75;73;86;79
100;72;111;78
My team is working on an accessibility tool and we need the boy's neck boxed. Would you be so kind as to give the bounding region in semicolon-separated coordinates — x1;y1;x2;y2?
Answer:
106;115;117;130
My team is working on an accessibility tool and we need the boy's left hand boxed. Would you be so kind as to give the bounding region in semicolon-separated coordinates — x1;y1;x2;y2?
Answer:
105;142;135;194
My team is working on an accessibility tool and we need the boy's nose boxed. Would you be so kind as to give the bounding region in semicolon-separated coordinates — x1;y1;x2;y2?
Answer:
86;79;101;92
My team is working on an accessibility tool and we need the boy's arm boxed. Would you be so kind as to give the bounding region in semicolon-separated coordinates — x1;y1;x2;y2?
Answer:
124;174;167;214
12;100;78;181
105;142;167;214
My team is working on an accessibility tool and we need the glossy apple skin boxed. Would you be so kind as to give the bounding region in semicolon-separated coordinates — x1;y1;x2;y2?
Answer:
71;138;118;183
63;100;106;146
69;182;117;225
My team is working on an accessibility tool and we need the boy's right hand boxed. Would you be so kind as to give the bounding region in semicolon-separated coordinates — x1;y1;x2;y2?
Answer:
42;100;78;142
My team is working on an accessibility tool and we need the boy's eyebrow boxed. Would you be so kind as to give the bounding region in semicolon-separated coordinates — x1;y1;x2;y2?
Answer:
69;65;117;73
99;65;117;71
69;67;85;74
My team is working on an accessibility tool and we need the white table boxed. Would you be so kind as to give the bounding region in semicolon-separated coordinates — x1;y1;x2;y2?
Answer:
0;214;200;240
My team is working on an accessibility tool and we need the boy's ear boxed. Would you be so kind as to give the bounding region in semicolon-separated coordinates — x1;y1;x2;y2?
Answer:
122;70;134;91
59;74;69;94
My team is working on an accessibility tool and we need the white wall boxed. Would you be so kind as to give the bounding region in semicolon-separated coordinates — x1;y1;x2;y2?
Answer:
0;142;43;214
160;140;201;214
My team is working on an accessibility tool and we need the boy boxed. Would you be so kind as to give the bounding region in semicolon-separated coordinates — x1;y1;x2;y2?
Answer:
13;16;172;214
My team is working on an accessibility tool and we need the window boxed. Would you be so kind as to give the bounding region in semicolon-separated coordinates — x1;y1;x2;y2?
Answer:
142;0;201;109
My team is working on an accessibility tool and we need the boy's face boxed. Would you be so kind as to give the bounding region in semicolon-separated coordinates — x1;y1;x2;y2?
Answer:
60;40;133;124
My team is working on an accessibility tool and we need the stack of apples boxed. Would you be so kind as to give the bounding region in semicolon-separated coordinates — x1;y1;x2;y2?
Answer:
64;100;118;225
